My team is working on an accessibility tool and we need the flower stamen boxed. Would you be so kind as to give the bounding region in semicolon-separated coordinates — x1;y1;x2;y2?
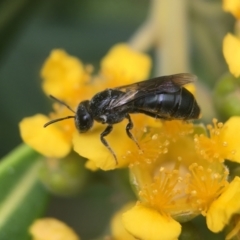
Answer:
139;168;181;216
161;120;194;142
186;163;229;215
125;128;163;166
194;118;232;162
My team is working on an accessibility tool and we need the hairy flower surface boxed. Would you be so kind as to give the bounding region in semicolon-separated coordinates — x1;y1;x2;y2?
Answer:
122;119;240;239
194;117;240;163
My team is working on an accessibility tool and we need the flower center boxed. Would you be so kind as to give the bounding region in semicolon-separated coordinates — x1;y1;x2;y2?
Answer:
139;167;182;216
124;120;194;166
186;162;229;215
161;120;194;142
194;118;231;162
124;127;169;166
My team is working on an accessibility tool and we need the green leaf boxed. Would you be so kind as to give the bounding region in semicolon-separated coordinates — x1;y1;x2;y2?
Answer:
0;144;49;240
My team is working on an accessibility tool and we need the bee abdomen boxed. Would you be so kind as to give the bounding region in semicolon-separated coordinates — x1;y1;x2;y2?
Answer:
131;88;200;120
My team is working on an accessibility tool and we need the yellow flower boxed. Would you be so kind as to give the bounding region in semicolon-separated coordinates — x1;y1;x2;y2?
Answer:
121;119;240;239
72;45;152;170
73;119;135;170
19;49;94;158
207;177;240;233
194;117;240;163
122;204;181;240
222;0;240;77
29;218;80;240
110;202;136;240
73;114;159;170
223;0;240;19
223;33;240;78
100;43;151;87
41;49;91;103
19;44;151;168
19;114;71;158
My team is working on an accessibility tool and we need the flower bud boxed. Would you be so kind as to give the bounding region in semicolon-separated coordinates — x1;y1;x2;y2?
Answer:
39;152;88;196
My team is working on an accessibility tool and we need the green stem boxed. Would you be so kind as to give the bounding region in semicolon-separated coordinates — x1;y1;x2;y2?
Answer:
0;144;47;232
0;143;41;173
129;0;189;75
0;160;41;228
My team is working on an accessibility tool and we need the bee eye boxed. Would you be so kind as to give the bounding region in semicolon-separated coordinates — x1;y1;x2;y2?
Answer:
79;114;92;132
75;101;93;133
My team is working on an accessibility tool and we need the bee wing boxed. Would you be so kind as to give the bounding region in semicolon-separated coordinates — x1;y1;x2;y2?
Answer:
110;73;197;109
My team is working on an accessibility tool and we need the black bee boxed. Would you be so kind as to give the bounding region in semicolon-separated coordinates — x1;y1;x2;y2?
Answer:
44;73;200;164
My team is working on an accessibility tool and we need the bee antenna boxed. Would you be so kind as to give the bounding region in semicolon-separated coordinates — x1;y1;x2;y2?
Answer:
49;95;76;113
44;116;75;128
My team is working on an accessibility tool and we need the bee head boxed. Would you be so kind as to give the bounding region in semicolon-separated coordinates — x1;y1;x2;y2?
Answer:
43;95;93;133
75;100;93;133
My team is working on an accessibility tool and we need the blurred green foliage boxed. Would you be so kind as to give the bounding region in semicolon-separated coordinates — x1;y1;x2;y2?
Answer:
0;144;49;240
214;73;240;120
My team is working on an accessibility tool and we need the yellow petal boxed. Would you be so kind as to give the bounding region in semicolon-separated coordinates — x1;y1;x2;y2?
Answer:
122;204;181;240
223;0;240;19
29;218;80;240
84;159;98;171
73;121;134;170
206;177;240;232
223;33;240;77
101;43;151;86
222;116;240;162
111;202;136;240
41;49;88;100
19;114;71;158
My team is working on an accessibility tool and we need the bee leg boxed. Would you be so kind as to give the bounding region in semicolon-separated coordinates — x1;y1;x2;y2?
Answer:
100;125;118;164
125;114;141;149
